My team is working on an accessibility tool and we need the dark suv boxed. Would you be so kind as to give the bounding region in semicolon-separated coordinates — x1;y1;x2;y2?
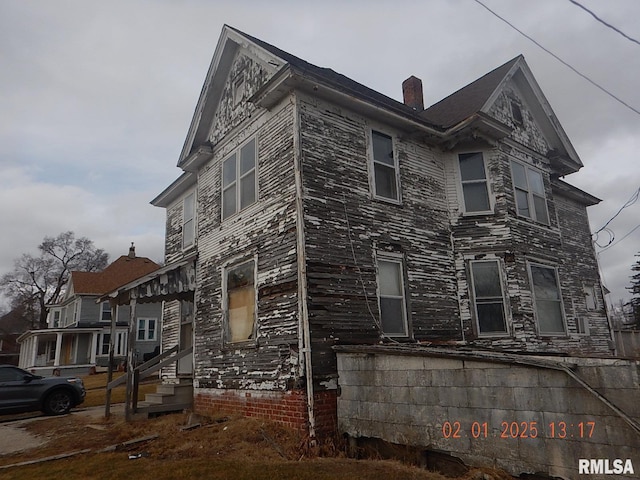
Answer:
0;365;86;415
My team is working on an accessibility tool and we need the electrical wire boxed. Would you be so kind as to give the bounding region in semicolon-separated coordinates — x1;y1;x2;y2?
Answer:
567;0;640;47
472;0;640;117
594;186;640;235
598;223;640;253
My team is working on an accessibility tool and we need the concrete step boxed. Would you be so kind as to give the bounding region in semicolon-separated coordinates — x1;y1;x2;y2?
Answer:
136;401;191;416
155;383;193;401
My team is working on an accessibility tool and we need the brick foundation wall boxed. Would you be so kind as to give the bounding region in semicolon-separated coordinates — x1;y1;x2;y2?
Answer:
194;387;338;439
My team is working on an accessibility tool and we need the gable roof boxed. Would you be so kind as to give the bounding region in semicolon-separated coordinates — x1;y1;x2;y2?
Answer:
178;25;582;177
421;56;522;129
70;255;160;296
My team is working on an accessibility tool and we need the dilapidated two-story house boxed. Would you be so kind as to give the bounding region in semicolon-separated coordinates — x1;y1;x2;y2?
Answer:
116;25;612;440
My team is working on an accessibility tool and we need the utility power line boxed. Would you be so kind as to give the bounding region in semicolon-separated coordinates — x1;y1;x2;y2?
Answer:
472;0;640;117
568;0;640;46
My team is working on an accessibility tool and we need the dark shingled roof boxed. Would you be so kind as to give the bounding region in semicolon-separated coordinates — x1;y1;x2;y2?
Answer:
421;56;522;129
226;25;438;128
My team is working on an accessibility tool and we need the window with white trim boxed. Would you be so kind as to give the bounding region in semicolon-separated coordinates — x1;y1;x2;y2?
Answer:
100;301;112;322
96;331;126;356
222;138;257;220
511;161;549;224
469;260;508;335
376;254;408;336
529;263;566;334
458;152;491;213
371;130;399;201
137;318;157;341
224;259;256;343
182;192;195;249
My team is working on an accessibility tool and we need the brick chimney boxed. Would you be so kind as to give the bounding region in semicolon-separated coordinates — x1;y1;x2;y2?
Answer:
402;75;424;111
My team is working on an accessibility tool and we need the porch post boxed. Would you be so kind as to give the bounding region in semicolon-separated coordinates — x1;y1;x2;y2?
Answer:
30;336;38;368
90;332;97;364
54;332;63;367
125;298;137;421
105;300;118;419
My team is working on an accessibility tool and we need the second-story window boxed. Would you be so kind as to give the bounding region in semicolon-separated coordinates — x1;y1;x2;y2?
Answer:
100;302;112;322
371;130;399;202
182;192;195;249
459;152;491;213
511;160;549;224
222;138;257;220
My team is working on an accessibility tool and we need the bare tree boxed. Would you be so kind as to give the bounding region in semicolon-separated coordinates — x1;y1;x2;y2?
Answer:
1;232;109;329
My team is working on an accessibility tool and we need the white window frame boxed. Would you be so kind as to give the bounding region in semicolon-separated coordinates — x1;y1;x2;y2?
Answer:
469;259;509;336
510;160;550;225
232;73;245;105
369;129;401;203
527;262;567;335
222;257;258;344
96;331;127;356
137;318;158;342
222;137;258;220
375;252;409;337
182;191;196;249
100;301;112;322
576;317;590;336
457;152;492;214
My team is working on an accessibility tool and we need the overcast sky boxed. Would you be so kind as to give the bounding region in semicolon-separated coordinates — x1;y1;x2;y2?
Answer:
1;0;639;310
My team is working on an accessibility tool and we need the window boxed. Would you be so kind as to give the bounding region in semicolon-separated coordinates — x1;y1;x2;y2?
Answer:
459;152;490;213
584;285;597;311
529;264;565;334
511;161;549;224
183;192;195;248
96;331;126;356
232;74;245;105
222;138;257;220
224;260;256;343
470;260;508;335
100;302;112;322
371;130;399;201
52;310;60;328
377;255;408;336
137;318;157;341
511;101;523;125
576;317;590;335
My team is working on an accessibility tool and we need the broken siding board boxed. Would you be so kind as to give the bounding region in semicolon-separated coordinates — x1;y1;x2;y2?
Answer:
195;97;300;391
298;94;460;381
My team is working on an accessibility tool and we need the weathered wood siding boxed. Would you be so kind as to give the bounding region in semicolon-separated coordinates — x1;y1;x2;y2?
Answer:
444;83;611;354
164;190;196;264
193;92;299;391
298;93;460;384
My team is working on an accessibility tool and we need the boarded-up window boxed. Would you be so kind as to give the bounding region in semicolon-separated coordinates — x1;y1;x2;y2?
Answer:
459;152;490;213
470;260;508;334
226;260;256;343
377;255;408;336
584;285;597;311
529;264;565;334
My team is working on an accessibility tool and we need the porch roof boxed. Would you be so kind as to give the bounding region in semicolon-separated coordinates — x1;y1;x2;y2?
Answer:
98;254;197;306
17;327;103;343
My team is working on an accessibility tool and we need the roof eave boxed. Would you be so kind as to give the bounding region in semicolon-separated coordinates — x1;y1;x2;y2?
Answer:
151;172;197;208
250;66;445;139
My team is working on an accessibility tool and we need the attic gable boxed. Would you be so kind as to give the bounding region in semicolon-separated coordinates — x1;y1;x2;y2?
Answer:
178;25;284;170
423;56;582;175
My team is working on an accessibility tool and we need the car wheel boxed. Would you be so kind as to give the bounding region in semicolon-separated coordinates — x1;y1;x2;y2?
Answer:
43;389;73;415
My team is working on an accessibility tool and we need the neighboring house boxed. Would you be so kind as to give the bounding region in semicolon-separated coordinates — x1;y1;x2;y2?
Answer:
18;245;162;376
110;26;613;439
0;309;32;365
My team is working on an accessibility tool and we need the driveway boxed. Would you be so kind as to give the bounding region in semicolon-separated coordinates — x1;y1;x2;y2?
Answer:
0;405;124;456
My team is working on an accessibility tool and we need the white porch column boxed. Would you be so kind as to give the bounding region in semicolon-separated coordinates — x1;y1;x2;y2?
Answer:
90;331;98;364
30;336;39;368
54;332;63;366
